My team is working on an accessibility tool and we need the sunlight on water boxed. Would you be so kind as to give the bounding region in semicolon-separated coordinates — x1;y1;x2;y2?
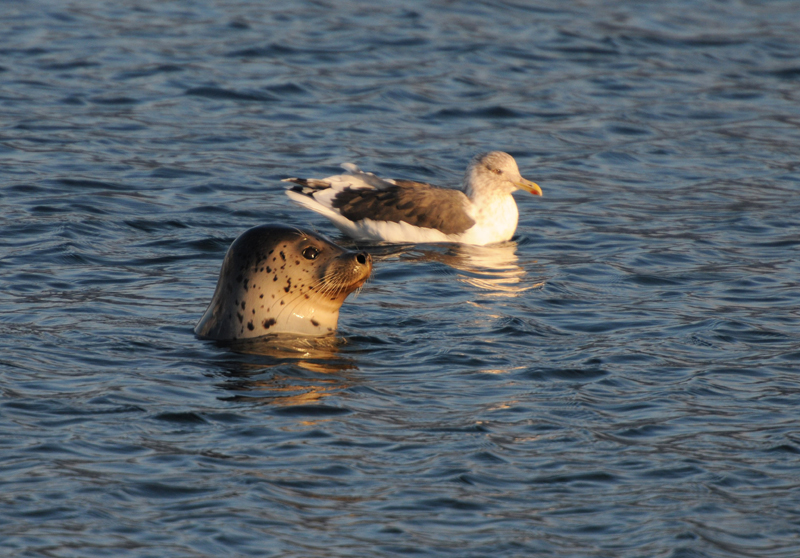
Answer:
1;1;799;557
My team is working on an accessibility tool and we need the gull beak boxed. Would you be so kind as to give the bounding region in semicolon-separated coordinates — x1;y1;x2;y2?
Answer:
514;177;543;196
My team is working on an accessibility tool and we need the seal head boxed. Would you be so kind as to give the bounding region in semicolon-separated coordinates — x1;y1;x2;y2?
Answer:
195;225;371;340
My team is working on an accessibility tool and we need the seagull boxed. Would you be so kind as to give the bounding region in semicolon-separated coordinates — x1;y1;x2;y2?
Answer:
283;151;542;246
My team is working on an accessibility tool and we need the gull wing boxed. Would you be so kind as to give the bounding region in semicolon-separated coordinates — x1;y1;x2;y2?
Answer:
329;180;475;235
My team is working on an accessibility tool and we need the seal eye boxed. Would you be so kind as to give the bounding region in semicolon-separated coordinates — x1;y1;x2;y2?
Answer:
302;247;320;260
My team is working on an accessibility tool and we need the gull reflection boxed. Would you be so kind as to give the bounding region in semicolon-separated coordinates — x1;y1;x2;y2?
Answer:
213;334;357;407
383;241;544;297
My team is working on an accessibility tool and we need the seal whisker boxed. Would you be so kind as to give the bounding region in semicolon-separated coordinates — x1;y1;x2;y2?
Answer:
271;275;332;320
270;268;354;324
272;276;332;321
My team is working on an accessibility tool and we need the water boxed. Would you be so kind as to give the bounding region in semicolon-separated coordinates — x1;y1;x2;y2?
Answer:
2;1;800;556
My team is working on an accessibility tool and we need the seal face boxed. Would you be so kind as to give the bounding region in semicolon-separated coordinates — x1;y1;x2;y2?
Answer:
195;225;372;340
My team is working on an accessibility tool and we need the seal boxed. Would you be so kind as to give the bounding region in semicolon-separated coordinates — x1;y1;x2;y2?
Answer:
195;224;372;340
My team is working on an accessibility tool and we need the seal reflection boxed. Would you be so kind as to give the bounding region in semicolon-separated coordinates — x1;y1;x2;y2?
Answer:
214;334;358;407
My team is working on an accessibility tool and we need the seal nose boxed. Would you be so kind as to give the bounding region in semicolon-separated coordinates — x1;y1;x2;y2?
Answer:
356;252;371;266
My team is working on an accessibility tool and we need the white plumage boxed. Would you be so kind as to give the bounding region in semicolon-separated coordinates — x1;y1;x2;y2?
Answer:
283;151;542;246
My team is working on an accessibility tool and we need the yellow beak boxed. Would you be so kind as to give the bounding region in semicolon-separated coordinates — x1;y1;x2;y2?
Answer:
514;177;543;196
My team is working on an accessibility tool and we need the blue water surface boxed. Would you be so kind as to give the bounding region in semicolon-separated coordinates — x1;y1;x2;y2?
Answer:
2;1;800;557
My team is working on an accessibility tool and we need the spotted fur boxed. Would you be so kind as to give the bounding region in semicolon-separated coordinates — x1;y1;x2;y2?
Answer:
195;225;371;340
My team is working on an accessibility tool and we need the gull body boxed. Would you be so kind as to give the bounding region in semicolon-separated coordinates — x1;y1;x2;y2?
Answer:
283;151;542;246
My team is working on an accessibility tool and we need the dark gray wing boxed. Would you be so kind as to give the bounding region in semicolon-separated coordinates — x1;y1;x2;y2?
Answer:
330;181;475;235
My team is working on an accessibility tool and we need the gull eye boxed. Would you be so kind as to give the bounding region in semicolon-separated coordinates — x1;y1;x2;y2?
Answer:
302;246;320;260
487;166;502;175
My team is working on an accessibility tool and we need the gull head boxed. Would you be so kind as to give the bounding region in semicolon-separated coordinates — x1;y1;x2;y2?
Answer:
466;151;542;197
